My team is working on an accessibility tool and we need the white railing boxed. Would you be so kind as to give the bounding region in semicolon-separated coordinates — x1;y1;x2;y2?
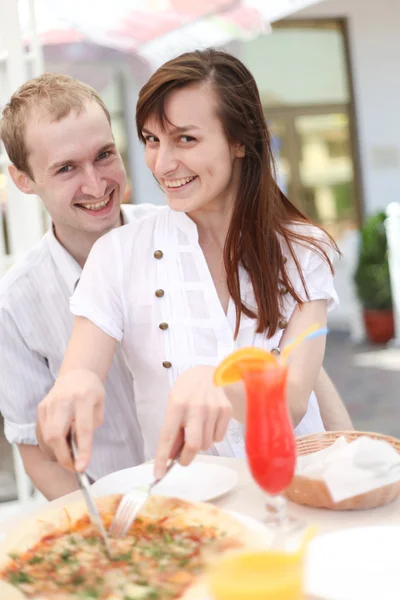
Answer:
385;202;400;347
0;0;44;263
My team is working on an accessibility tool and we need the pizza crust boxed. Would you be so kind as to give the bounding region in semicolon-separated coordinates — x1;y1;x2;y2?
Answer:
0;494;266;600
0;495;119;572
0;581;27;600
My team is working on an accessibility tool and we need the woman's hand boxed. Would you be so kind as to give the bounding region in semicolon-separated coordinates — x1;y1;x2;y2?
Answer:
154;366;233;479
37;369;105;472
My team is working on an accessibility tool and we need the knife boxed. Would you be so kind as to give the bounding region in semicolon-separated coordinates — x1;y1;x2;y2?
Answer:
68;431;112;558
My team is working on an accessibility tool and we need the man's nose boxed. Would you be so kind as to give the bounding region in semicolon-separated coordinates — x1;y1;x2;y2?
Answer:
81;167;107;198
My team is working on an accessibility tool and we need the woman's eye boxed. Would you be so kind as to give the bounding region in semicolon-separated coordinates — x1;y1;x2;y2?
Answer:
180;135;196;143
144;135;158;143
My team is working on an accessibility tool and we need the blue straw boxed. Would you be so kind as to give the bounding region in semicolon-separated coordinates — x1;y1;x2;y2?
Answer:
301;326;329;342
283;327;329;361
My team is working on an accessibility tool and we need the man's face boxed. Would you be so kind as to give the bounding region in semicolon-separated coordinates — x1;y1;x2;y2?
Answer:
22;101;126;237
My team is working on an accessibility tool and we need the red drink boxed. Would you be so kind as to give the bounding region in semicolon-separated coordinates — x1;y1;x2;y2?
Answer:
242;365;296;495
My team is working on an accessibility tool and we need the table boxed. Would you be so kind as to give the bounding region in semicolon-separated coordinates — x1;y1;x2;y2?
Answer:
1;455;400;539
2;456;400;600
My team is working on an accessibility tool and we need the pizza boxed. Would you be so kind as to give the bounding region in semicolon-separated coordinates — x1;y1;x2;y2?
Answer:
0;495;265;599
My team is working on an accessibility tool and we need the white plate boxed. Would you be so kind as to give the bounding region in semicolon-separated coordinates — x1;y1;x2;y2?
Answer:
306;526;400;600
225;510;273;540
91;461;239;502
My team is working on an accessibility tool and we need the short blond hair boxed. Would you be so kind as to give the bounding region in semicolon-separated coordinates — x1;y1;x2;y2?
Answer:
0;72;111;179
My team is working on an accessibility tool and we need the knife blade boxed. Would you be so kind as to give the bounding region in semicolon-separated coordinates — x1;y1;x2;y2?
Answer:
68;431;112;558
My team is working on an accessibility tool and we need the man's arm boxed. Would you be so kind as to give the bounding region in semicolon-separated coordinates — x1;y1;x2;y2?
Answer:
0;307;80;499
17;444;78;500
315;367;354;431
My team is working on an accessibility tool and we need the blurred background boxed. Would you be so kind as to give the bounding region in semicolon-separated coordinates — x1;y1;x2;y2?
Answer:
1;0;400;509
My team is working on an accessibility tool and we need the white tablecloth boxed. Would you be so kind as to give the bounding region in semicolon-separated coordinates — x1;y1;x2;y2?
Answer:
2;455;400;538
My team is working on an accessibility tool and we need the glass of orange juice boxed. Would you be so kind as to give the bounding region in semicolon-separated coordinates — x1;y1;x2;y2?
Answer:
207;548;305;600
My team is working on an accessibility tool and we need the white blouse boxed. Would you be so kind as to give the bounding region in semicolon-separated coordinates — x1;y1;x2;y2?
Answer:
71;207;339;460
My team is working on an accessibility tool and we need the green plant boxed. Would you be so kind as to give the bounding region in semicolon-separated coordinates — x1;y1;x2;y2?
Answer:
354;211;392;310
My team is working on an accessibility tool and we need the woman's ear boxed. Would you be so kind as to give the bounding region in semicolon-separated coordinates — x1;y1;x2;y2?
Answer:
234;143;245;158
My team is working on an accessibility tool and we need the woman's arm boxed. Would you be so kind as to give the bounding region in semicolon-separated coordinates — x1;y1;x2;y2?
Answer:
38;227;125;471
225;300;328;427
278;299;328;426
36;316;117;471
58;316;116;377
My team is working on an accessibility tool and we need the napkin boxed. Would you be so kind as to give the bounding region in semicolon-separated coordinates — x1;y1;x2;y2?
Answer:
296;436;400;503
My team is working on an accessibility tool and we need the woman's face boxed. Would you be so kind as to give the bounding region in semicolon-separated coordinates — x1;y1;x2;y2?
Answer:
142;82;244;215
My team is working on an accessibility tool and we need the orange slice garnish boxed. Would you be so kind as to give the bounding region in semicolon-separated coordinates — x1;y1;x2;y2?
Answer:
213;347;279;386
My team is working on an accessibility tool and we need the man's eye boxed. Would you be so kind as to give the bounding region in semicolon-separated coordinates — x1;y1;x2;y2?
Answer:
144;135;158;143
97;151;111;160
58;165;73;174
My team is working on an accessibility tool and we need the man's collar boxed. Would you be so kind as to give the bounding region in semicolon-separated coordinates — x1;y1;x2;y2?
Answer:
46;226;82;295
121;204;130;225
47;205;138;295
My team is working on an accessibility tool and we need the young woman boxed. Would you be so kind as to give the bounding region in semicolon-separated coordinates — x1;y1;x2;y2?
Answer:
37;49;340;479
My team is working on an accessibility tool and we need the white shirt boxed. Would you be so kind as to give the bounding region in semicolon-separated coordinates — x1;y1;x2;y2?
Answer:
71;207;339;460
0;203;160;481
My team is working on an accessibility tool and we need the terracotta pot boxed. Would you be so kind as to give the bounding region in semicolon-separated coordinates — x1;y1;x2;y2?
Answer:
363;309;394;344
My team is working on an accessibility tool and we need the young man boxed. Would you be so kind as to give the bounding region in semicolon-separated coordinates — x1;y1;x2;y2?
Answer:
0;73;158;500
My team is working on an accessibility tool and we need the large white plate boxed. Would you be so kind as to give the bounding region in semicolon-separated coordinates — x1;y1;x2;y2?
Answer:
225;510;273;540
305;526;400;600
91;461;239;502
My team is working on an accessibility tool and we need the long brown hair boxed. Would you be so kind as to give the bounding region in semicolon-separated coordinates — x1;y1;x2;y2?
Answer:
136;48;339;338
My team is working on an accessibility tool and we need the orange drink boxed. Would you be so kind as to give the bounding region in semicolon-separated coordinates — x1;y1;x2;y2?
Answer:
207;549;305;600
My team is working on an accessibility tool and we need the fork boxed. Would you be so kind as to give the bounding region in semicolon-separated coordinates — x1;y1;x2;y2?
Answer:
109;445;184;539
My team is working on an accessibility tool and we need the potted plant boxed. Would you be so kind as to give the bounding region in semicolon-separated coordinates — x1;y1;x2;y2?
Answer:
354;211;394;344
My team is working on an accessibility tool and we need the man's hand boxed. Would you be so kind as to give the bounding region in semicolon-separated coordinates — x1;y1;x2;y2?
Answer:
37;369;105;472
154;366;233;479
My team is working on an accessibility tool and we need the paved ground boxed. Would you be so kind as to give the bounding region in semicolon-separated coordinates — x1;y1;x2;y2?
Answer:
324;331;400;438
0;417;17;501
1;331;399;503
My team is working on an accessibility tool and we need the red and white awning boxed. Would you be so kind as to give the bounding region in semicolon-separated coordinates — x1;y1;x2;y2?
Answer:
18;0;325;65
